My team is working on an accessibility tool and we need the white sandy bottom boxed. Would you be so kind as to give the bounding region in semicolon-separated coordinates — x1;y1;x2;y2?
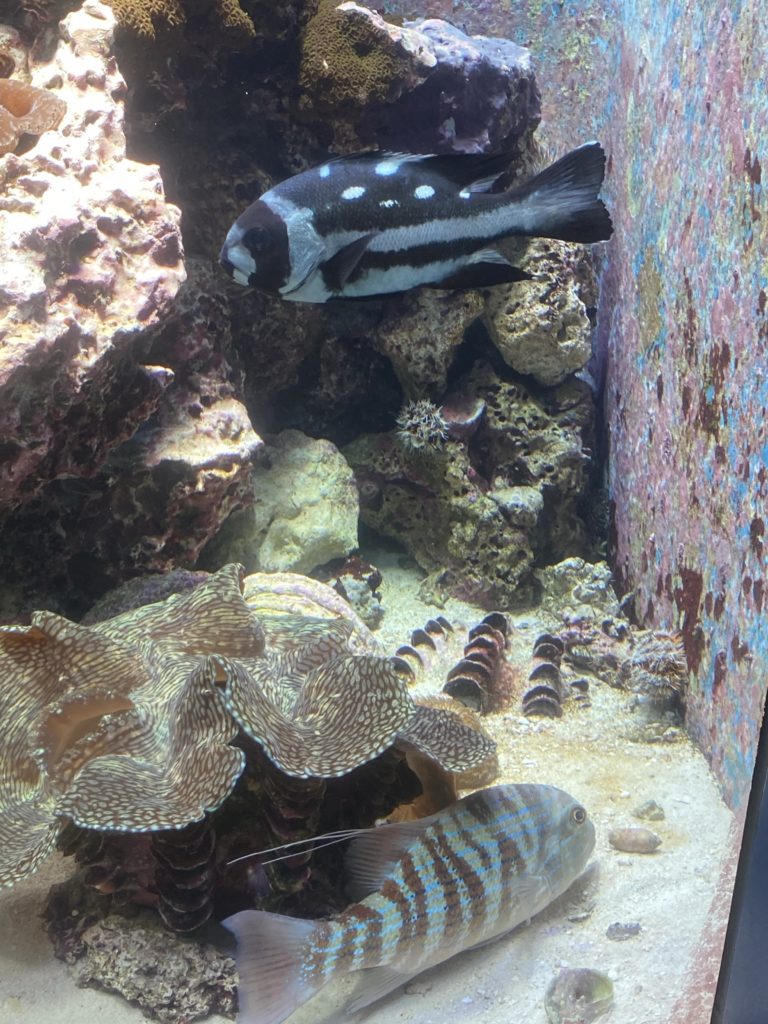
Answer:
0;554;735;1024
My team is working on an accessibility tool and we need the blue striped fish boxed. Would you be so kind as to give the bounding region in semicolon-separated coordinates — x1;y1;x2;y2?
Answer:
225;783;595;1023
219;143;612;302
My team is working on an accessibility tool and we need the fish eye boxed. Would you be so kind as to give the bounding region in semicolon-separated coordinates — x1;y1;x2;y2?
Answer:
243;225;272;253
571;805;587;825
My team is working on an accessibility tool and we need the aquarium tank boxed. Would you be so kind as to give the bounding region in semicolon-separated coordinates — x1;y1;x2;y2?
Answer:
0;2;763;1024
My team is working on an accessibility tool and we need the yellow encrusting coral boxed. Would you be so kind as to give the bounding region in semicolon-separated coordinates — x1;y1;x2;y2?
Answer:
215;0;256;36
300;0;412;107
104;0;255;38
106;0;184;37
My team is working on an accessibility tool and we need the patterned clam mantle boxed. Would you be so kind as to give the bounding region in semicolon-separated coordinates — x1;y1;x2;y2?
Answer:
0;564;494;888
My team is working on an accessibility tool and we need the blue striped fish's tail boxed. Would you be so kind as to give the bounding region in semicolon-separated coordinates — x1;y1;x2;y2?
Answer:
223;910;323;1024
506;141;614;244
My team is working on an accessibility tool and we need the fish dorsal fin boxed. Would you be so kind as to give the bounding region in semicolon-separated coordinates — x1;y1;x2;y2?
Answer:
345;816;437;902
322;232;376;292
406;150;514;192
329;150;427;165
339;149;514;192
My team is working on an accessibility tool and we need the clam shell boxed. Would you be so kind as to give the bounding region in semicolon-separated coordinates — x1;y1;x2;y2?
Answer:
545;967;614;1024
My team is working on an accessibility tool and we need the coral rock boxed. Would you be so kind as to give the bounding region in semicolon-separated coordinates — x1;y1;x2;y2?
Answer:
72;912;236;1021
0;1;185;514
203;429;359;575
346;362;595;607
375;290;485;397
534;558;620;622
346;431;533;607
0;255;260;618
300;2;540;155
464;361;595;558
300;1;434;113
0;27;28;82
484;239;597;386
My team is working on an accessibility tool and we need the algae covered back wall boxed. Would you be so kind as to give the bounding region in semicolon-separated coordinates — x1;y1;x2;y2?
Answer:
383;0;768;811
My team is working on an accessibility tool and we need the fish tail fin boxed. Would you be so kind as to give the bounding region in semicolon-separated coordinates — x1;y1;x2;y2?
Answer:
224;910;325;1024
507;141;613;243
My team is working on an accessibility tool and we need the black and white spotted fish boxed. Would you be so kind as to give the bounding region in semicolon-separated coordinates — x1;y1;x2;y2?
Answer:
225;783;595;1024
219;143;612;302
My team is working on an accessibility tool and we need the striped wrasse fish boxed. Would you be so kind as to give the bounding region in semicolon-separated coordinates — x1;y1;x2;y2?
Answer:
225;782;595;1023
219;143;613;302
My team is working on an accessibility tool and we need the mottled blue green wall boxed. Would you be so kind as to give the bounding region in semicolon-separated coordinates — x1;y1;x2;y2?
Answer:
386;0;767;810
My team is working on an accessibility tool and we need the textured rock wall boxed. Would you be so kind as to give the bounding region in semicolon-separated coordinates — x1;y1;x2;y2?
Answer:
0;4;261;617
387;0;767;813
600;3;768;815
0;2;186;512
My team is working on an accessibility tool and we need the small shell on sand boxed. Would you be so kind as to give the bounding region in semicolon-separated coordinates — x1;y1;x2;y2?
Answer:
545;967;614;1024
633;798;665;821
608;826;662;853
606;920;642;941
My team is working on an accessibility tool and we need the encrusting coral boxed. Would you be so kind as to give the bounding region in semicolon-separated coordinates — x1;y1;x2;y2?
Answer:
0;564;496;892
300;0;420;109
103;0;255;38
0;77;65;155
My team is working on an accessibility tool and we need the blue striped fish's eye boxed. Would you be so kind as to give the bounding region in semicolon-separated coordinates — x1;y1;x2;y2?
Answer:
571;805;587;825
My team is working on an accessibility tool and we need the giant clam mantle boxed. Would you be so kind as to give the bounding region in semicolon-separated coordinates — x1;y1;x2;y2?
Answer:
0;77;66;156
0;564;497;930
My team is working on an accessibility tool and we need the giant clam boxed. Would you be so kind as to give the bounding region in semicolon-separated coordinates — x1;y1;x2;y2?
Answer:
0;77;65;155
0;565;498;933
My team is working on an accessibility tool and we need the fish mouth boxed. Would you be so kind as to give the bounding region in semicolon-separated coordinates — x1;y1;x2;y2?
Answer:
219;220;259;286
219;243;255;288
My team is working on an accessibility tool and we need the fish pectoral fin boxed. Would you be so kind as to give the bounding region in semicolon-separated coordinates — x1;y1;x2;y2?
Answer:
344;965;418;1014
503;873;552;916
429;250;532;291
322;233;377;292
457;876;551;952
